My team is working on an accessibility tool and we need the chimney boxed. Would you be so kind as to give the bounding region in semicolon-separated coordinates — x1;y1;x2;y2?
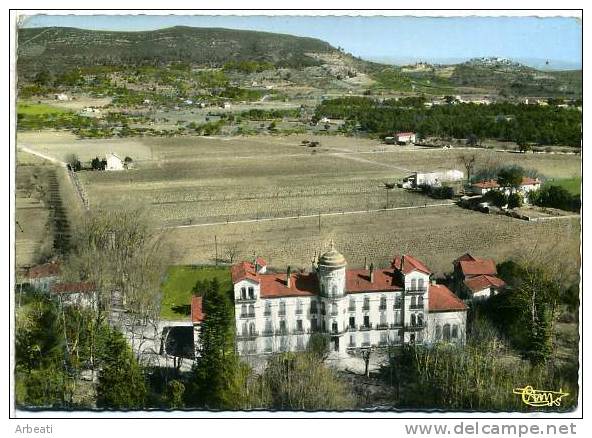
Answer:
369;262;374;283
286;266;292;288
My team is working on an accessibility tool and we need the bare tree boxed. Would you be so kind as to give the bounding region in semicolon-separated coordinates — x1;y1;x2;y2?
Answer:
225;242;241;264
457;153;477;183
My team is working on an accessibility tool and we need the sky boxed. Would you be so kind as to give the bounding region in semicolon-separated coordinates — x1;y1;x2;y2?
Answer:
20;14;582;69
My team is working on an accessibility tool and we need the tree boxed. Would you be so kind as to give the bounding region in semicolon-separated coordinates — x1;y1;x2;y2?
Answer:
483;189;507;208
96;327;147;409
33;69;52;86
66;154;82;172
507;192;523;209
457;153;477;183
165;380;185;409
497;166;524;192
224;242;241;263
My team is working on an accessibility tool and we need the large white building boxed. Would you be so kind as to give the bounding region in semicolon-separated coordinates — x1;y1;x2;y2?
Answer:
193;245;468;358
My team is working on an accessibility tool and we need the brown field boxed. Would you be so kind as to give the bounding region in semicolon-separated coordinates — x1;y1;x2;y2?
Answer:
16;132;581;276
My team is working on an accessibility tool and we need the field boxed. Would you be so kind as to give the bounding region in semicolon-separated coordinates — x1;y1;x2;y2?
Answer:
16;131;581;280
160;266;231;320
545;177;582;195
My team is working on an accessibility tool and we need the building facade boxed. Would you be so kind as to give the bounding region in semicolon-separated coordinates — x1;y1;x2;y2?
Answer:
208;245;467;358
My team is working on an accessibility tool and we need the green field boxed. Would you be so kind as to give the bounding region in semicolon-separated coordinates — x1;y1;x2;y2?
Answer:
17;102;69;115
160;265;231;320
546;177;582;195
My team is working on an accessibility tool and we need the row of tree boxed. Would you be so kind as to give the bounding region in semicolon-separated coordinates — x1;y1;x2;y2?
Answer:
315;97;582;147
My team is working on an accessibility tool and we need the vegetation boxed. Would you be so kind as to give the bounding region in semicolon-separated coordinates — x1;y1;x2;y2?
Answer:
160;266;231;320
315;97;581;147
530;185;581;212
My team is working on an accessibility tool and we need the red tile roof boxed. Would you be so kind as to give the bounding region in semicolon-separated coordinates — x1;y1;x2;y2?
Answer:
459;259;497;277
51;282;95;294
464;275;506;293
259;273;318;298
230;262;260;284
453;253;477;265
346;269;403;293
191;296;205;323
391;255;432;275
26;262;61;279
472;177;541;189
429;284;468;312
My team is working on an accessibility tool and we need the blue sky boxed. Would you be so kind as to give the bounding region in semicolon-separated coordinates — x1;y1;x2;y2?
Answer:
20;14;582;69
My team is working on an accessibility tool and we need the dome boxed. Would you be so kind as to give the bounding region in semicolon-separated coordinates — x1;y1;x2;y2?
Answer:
318;242;347;268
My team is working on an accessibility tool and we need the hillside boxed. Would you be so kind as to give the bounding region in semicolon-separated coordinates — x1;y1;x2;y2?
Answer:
17;26;342;74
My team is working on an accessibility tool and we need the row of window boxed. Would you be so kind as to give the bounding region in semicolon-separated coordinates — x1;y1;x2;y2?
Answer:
239;295;426;318
435;323;460;341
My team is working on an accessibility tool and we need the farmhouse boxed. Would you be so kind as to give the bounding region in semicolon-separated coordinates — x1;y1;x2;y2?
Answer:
470;177;541;196
54;93;69;101
394;132;416;145
51;282;97;308
22;261;61;292
106;152;125;171
453;253;506;301
192;245;468;358
402;169;464;189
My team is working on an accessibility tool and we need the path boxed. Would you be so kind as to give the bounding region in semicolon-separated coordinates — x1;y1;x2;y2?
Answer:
19;145;66;166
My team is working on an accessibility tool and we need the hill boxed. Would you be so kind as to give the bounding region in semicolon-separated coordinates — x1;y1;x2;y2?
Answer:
17;26;341;74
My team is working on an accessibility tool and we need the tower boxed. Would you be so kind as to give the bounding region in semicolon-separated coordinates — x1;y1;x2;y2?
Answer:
317;241;347;298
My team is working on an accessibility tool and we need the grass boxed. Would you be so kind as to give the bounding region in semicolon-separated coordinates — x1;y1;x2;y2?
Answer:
160;265;231;320
17;102;69;116
545;177;581;195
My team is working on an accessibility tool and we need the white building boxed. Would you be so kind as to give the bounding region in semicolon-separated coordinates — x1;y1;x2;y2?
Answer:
54;93;69;101
470;177;541;196
106;153;125;171
192;246;468;358
402;170;464;189
23;261;61;292
394;132;417;145
50;282;97;309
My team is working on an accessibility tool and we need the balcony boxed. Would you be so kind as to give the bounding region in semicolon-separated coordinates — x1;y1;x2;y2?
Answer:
261;329;274;336
376;323;389;330
347;343;357;349
236;297;257;303
361;341;371;347
362;305;370;311
330;327;349;336
409;304;424;310
309;308;318;315
348;306;356;312
293;328;305;335
359;324;373;331
379;305;387;311
263;310;271;316
237;331;259;340
406;323;425;331
406;288;427;295
390;322;403;329
275;329;288;336
348;325;357;332
239;312;256;319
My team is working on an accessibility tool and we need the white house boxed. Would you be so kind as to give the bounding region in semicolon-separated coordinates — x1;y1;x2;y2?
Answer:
106;153;125;171
402;170;464;189
394;132;417;145
50;282;97;309
470;177;541;196
54;93;69;101
191;245;467;359
23;261;61;292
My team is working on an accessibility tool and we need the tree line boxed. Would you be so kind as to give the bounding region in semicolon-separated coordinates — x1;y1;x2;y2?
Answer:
315;97;582;147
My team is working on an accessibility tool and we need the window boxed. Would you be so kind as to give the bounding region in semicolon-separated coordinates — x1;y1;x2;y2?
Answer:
443;324;451;341
248;304;255;316
332;285;338;295
418;295;424;307
265;337;273;352
248;287;254;299
410;278;417;290
411;296;417;307
265;320;273;334
380;313;387;326
242;322;248;336
349;316;356;329
279;320;286;334
296;300;303;315
296;319;303;332
311;318;318;332
279;300;286;316
249;322;256;335
411;314;417;326
332;321;339;334
435;325;442;340
311;300;318;314
241;287;246;299
363;332;370;346
452;324;459;339
418;278;424;290
241;304;247;317
264;301;271;316
380;296;387;310
394;311;402;326
417;313;424;327
349;334;356;347
331;302;338;316
394;296;402;309
363;296;370;310
321;301;326;315
410;333;416;344
363;315;370;328
349;298;356;311
321;319;326;332
297;336;305;351
380;332;388;344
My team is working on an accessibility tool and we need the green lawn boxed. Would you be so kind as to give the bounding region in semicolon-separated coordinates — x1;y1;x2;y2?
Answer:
545;177;581;195
17;102;69;116
160;265;231;320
